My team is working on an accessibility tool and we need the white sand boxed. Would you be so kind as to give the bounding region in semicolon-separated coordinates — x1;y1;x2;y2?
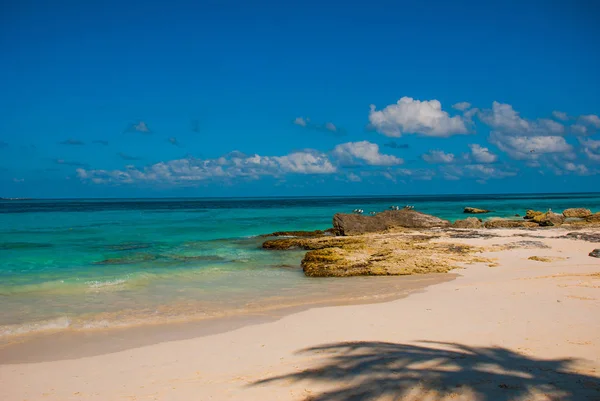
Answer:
2;229;599;400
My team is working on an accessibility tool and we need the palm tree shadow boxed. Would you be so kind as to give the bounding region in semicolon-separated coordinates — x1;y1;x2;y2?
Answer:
252;341;600;401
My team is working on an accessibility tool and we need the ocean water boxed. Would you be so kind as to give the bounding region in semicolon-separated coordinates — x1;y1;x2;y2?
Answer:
1;193;599;340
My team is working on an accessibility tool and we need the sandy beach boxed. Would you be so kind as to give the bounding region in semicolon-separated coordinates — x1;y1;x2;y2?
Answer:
2;228;600;400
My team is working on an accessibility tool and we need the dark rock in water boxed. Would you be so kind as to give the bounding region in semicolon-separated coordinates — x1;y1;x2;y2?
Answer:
562;208;592;218
105;242;153;251
463;207;491;214
564;232;600;242
167;254;226;262
0;242;53;250
259;229;334;238
452;217;482;229
514;214;520;217
262;236;348;250
333;210;450;236
532;212;565;227
94;253;157;265
524;210;544;220
484;219;539;229
590;249;600;258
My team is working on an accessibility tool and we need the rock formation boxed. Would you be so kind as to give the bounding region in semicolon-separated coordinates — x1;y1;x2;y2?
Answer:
297;234;494;277
562;208;592;218
589;249;600;258
332;210;450;236
524;210;544;220
532;212;565;227
463;207;491;214
452;217;483;229
483;219;539;229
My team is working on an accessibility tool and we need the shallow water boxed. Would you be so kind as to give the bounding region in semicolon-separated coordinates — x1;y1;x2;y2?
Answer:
1;194;599;340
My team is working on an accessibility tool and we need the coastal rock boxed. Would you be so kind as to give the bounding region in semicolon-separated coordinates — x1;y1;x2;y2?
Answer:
299;234;493;277
452;217;482;229
532;212;565;227
259;229;334;238
263;236;351;251
483;219;539;229
564;232;600;242
528;256;553;262
590;249;600;258
332;210;450;236
562;208;592;218
524;210;544;220
463;207;491;214
585;213;600;223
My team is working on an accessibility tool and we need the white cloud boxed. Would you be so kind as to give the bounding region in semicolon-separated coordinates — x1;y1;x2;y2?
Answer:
489;132;572;160
77;150;336;185
478;102;564;136
580;138;600;162
579;137;600;150
346;172;361;182
422;150;455;164
464;164;516;178
564;162;589;175
332;141;403;166
368;97;468;137
126;121;152;133
293;117;308;127
468;144;498;163
552;111;569;121
294;117;343;135
453;102;471;111
570;124;588;135
324;122;337;132
441;164;516;181
579;114;600;128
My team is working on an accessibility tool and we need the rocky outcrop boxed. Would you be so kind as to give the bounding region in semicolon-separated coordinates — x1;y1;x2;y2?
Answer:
452;217;483;229
532;212;565;227
332;210;450;236
524;210;544;220
528;256;553;262
259;229;334;238
585;213;600;223
298;234;494;277
564;232;600;242
463;207;491;214
590;249;600;258
483;219;539;229
562;208;592;218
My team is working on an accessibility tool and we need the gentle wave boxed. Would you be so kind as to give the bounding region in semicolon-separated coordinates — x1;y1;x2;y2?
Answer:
0;316;71;338
85;278;129;289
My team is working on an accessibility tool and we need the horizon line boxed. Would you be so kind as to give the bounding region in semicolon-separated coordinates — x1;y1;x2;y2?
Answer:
2;191;600;201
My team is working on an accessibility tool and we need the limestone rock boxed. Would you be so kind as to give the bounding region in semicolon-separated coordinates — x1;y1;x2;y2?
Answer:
532;212;565;227
463;207;491;214
524;210;544;220
585;213;600;223
483;219;539;229
332;210;450;236
562;208;592;218
299;234;493;277
589;249;600;258
452;217;483;229
259;229;334;238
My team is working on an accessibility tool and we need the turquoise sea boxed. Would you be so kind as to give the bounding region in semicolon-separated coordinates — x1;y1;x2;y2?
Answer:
1;193;599;340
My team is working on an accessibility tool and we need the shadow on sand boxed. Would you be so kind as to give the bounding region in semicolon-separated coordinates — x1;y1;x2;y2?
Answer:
253;341;600;401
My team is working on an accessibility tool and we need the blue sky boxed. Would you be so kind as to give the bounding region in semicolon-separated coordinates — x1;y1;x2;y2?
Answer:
1;0;600;198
